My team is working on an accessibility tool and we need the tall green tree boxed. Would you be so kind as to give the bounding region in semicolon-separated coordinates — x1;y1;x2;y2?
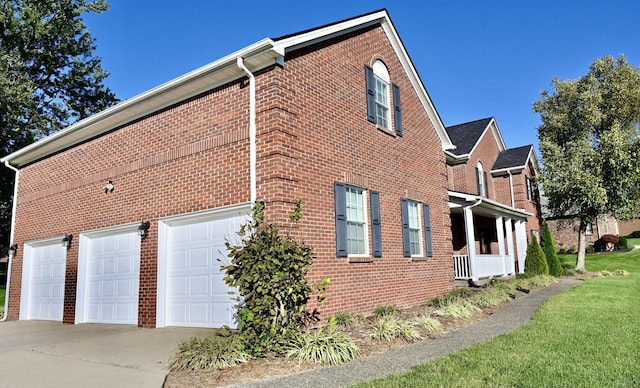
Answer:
534;55;640;271
0;0;117;255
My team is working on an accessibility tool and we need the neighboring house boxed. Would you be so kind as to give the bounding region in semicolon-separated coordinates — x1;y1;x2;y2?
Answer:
445;118;543;280
546;214;619;250
1;10;463;328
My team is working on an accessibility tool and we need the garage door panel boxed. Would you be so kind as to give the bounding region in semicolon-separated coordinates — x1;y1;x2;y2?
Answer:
84;231;140;325
24;243;67;321
166;213;245;328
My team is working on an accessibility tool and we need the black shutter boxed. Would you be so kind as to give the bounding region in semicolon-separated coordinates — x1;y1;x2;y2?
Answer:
424;204;433;257
393;83;403;137
476;167;481;195
484;171;489;198
334;182;348;257
401;198;411;257
370;191;382;258
365;65;376;123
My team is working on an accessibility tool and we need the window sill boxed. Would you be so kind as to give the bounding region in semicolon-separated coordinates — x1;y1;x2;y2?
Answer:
376;125;396;137
348;256;375;263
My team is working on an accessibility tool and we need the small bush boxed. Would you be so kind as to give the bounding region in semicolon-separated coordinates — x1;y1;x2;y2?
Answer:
373;305;400;317
558;248;567;254
433;301;480;319
613;269;629;276
411;315;443;335
585;245;595;253
331;311;363;328
525;235;549;276
366;316;421;342
541;221;562;277
616;236;629;250
599;270;613;277
562;267;575;276
286;327;360;366
426;288;472;308
628;230;640;238
567;247;576;254
169;332;249;371
528;275;558;287
470;288;512;307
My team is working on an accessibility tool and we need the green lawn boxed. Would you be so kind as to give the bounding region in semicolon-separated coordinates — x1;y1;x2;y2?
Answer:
356;250;640;387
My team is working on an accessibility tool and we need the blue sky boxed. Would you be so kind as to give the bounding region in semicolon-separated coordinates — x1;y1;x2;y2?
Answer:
83;1;640;152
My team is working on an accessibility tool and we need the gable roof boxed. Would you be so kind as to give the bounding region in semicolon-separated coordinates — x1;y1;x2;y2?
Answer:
444;117;507;163
2;9;454;168
492;145;534;171
445;118;493;156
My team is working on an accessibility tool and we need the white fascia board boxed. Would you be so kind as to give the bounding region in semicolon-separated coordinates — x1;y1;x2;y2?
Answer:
273;10;455;152
491;166;525;176
2;39;284;168
448;190;533;218
467;118;506;157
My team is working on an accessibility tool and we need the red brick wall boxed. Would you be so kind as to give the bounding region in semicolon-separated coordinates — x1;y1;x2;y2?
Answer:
8;25;455;325
9;81;252;326
257;26;454;319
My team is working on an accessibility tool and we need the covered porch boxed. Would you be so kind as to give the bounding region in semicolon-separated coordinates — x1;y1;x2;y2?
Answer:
449;191;531;281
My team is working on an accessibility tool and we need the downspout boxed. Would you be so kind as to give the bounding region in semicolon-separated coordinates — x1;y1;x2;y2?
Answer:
236;57;257;203
1;161;19;321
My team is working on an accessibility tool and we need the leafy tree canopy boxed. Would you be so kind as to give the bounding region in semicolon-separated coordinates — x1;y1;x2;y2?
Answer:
0;0;117;254
535;55;640;270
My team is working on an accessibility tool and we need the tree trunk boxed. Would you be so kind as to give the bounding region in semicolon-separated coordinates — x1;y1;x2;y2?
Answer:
575;220;587;272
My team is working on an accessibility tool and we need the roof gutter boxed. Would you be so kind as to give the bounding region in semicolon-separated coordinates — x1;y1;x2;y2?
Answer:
1;161;18;321
236;58;257;203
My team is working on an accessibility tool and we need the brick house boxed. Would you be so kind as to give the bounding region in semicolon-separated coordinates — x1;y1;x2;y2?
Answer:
2;10;461;328
445;118;543;280
546;214;619;251
1;10;540;328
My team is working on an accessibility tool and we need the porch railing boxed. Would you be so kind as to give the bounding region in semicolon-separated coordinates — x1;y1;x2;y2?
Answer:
453;254;516;280
453;255;471;279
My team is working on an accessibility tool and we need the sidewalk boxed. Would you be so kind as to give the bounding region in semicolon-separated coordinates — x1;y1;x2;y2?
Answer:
230;278;582;388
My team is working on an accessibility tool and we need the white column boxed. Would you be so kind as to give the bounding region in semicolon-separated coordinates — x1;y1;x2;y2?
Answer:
495;215;507;276
464;206;478;281
505;217;515;275
515;220;527;273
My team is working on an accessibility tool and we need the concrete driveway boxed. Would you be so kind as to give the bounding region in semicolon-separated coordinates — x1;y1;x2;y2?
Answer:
0;321;210;387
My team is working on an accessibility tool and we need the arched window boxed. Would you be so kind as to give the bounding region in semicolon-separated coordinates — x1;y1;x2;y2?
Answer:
365;61;403;136
372;61;390;129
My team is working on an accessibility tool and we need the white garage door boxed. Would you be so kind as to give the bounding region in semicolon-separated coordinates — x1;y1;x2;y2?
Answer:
84;231;140;324
21;242;67;321
165;213;245;328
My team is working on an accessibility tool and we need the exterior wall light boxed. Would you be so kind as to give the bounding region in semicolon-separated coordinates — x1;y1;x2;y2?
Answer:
62;234;73;248
8;244;18;257
138;221;151;240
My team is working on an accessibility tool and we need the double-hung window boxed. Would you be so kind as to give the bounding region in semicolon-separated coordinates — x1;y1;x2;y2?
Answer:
401;199;433;258
346;186;367;255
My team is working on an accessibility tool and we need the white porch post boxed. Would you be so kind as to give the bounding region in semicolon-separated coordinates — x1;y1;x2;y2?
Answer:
505;217;515;275
515;220;527;273
464;206;478;281
495;215;507;276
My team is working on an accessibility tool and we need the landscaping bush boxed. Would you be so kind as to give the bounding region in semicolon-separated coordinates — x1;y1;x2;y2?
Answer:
525;234;549;276
331;311;363;328
433;301;480;319
366;316;421;342
426;287;472;308
169;332;249;370
373;305;400;317
286;327;359;366
541;221;562;277
585;245;595;253
616;236;629;250
558;248;567;254
628;230;640;238
411;315;443;335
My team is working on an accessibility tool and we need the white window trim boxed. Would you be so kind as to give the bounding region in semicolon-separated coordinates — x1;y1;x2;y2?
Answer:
408;200;424;257
346;186;370;257
372;60;391;130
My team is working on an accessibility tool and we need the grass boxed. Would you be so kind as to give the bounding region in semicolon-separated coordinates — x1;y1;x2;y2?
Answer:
355;249;640;387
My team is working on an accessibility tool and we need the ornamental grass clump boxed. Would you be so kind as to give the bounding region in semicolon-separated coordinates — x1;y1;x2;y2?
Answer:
411;315;443;335
613;269;629;276
528;274;558;287
470;288;512;307
331;311;363;328
169;332;249;371
286;327;360;366
433;301;480;319
366;316;421;342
